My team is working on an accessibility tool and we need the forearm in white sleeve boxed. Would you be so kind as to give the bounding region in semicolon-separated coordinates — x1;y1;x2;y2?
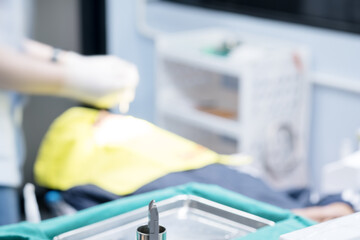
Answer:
0;45;64;94
0;39;139;110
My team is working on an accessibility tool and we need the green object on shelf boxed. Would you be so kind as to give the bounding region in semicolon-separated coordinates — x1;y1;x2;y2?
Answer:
202;40;241;57
0;183;314;240
202;46;231;57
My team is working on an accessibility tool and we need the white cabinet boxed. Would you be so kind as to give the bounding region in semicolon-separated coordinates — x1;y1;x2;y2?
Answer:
155;29;310;188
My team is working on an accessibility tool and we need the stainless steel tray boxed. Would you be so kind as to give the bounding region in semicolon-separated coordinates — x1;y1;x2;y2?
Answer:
54;195;274;240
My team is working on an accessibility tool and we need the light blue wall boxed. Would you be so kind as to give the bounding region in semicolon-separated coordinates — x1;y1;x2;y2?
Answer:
106;1;155;121
310;86;360;189
107;1;360;189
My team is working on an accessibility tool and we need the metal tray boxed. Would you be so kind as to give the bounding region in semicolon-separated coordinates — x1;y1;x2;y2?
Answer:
54;195;274;240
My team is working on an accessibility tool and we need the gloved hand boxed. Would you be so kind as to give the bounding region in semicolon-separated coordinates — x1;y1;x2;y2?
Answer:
59;52;139;111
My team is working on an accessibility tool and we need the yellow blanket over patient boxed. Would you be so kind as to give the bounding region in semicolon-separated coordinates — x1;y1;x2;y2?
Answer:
34;107;250;195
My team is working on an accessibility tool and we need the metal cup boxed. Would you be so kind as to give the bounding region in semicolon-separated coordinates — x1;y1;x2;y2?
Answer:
136;225;166;240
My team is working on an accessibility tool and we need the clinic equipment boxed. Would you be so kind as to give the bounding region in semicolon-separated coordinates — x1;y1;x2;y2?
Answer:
53;194;274;239
321;150;360;210
0;183;313;240
23;183;41;223
155;29;310;189
45;191;77;217
137;200;166;240
322;150;360;194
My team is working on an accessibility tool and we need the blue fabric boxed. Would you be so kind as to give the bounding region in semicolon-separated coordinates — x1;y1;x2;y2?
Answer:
62;164;351;211
0;186;20;226
63;185;120;210
134;164;302;208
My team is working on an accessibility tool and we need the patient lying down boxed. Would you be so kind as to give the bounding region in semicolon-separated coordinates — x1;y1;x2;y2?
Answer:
35;108;355;223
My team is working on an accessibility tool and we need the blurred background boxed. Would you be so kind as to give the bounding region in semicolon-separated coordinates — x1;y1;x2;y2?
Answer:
23;0;360;202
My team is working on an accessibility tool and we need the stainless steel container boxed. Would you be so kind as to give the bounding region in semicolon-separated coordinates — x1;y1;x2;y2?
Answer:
53;195;274;240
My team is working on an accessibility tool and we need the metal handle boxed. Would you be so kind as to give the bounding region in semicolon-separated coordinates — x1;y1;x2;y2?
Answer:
137;225;166;240
137;200;166;240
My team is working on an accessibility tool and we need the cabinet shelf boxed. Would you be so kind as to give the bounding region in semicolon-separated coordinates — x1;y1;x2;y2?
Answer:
157;49;240;77
158;104;241;139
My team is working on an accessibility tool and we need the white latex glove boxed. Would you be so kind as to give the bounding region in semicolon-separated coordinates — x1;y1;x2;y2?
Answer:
59;52;139;111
